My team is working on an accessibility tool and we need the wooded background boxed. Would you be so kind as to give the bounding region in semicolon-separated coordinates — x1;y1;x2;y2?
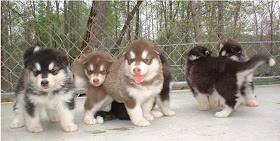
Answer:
1;1;280;93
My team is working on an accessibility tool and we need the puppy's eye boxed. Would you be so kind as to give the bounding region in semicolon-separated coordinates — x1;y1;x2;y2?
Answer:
33;70;41;76
100;70;107;75
128;59;133;64
87;70;93;75
143;59;149;63
50;69;58;75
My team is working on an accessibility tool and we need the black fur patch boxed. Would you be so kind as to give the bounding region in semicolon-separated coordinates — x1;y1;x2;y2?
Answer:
66;96;75;110
24;95;35;117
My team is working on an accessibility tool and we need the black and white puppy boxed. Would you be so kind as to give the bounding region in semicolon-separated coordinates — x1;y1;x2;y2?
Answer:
10;47;77;133
217;38;258;107
186;46;275;118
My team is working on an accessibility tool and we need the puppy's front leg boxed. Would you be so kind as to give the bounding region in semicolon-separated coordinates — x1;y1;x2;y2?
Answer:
125;97;150;127
57;100;77;132
25;104;43;133
84;99;105;125
142;98;155;121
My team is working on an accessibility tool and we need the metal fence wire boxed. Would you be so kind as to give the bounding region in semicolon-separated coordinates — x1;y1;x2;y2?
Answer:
1;1;280;93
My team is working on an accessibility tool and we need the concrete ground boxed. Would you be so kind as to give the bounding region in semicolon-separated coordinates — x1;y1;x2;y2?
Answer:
1;85;280;141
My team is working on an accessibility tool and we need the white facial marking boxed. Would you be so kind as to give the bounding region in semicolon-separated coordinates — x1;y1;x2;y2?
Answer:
189;55;200;61
48;62;55;70
130;51;135;59
221;51;226;56
230;56;239;61
142;50;148;59
35;63;41;71
90;64;94;71
34;46;40;53
100;65;104;71
97;57;100;62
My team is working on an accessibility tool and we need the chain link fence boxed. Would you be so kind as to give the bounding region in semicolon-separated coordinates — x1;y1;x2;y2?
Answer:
1;1;280;94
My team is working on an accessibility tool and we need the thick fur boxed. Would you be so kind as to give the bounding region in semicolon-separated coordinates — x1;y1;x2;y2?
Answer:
186;46;275;118
104;53;175;120
11;47;77;133
79;51;114;125
103;40;164;127
217;38;258;107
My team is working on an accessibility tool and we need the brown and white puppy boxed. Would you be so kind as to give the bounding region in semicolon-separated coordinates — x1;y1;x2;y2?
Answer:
72;51;114;125
217;38;258;107
103;40;164;127
186;46;275;118
72;54;87;88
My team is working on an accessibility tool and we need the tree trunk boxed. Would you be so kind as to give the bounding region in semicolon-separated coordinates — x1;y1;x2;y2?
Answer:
233;1;241;39
253;1;259;40
218;1;224;39
81;1;110;54
114;1;143;48
64;0;70;52
134;4;140;40
191;1;202;43
47;1;53;48
31;1;40;45
56;0;61;47
74;2;80;48
127;1;131;42
1;1;9;91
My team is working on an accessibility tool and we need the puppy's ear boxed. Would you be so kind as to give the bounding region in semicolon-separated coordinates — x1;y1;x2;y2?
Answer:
78;54;87;63
152;45;161;55
58;55;69;67
24;46;40;68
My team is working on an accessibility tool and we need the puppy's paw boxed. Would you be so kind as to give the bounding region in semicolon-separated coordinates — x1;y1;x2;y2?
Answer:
10;121;24;129
27;126;43;133
84;118;96;125
215;111;230;118
144;114;154;121
162;109;176;116
246;100;259;107
151;110;163;118
96;116;104;124
209;102;219;109
62;125;78;132
134;120;150;127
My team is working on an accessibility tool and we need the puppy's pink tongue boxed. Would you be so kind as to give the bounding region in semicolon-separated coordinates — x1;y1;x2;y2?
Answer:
133;75;145;83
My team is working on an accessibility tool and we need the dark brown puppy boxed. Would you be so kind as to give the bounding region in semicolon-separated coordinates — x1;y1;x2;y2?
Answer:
217;38;258;107
72;51;114;125
186;46;275;118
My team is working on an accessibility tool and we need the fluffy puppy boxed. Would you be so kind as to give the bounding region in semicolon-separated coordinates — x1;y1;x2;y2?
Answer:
105;53;176;120
11;47;77;133
82;51;114;125
186;46;275;117
217;38;258;107
103;40;164;127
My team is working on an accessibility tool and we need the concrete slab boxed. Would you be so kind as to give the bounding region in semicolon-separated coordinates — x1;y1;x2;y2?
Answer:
1;85;280;141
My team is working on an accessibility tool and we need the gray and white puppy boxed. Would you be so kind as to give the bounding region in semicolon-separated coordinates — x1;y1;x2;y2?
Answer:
10;47;77;133
217;38;258;107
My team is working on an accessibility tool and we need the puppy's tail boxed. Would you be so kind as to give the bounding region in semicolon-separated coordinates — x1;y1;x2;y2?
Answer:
239;54;275;72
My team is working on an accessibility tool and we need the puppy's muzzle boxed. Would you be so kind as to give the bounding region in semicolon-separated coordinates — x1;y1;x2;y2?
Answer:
41;80;49;88
133;67;141;74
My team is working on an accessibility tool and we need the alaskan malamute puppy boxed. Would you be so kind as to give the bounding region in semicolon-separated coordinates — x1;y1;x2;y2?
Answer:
10;47;77;133
186;46;275;118
217;38;258;107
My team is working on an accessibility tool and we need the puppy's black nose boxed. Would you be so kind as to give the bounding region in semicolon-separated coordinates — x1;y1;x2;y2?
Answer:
41;80;49;87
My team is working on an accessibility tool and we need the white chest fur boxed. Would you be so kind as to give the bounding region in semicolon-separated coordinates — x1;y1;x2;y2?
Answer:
126;81;163;103
28;92;73;109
